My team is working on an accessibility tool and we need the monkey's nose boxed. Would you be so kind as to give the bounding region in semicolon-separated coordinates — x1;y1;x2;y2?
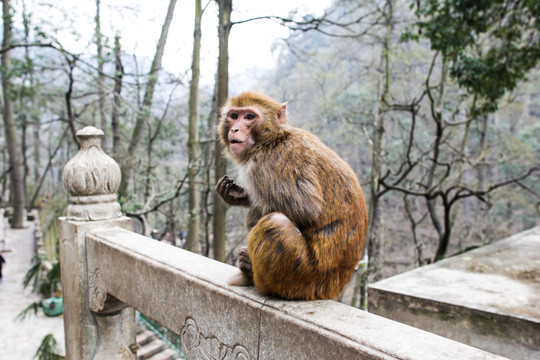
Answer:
231;128;239;133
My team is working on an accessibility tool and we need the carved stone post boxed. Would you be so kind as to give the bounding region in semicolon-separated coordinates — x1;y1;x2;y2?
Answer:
58;127;136;359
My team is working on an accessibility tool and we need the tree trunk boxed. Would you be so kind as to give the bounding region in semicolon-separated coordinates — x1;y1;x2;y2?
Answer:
425;58;447;261
20;1;30;207
64;58;80;146
434;198;452;261
22;0;40;186
95;0;107;148
111;34;123;159
118;0;177;199
144;129;154;203
364;0;393;284
477;113;488;190
212;0;232;262
1;0;25;228
186;0;203;253
356;0;394;307
32;113;40;184
33;116;40;184
403;194;425;266
202;75;219;257
21;114;28;207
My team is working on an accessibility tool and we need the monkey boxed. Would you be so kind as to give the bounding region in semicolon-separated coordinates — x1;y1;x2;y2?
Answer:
216;91;368;300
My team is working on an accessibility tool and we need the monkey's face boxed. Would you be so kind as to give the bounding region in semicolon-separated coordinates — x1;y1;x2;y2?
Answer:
224;106;261;157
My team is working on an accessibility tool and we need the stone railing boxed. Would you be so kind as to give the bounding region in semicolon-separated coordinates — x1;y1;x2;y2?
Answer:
58;127;507;360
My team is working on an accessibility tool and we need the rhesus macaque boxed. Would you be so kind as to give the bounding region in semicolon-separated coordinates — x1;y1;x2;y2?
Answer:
216;91;367;300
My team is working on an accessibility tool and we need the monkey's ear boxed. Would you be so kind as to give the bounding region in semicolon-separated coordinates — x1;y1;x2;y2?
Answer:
277;103;288;124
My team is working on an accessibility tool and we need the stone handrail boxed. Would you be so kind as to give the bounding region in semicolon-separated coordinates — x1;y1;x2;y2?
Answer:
58;127;507;360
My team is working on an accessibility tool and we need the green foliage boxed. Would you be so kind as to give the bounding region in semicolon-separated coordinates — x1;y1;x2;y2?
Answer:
409;0;540;114
22;255;44;291
34;334;63;360
22;255;61;298
16;301;41;321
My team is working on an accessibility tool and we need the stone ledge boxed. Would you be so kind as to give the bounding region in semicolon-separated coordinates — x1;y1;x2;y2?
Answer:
368;226;540;360
86;226;507;360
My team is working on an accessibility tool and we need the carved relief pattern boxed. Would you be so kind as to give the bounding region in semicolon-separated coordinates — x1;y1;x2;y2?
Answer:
88;268;107;312
62;126;123;221
62;127;121;196
181;318;250;360
62;148;120;196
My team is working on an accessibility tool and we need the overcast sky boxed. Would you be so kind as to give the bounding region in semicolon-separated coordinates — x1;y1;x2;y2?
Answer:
36;0;331;86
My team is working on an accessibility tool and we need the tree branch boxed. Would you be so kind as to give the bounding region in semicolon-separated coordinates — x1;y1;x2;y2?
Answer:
125;166;191;217
232;9;381;38
28;126;70;209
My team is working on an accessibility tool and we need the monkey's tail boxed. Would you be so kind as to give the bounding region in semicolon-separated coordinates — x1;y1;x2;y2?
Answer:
228;270;252;287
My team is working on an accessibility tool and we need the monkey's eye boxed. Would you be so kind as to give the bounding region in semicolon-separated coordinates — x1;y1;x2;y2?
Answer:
245;113;256;120
230;113;239;120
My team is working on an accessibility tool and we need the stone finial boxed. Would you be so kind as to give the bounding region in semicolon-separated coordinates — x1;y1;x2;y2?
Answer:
62;126;122;221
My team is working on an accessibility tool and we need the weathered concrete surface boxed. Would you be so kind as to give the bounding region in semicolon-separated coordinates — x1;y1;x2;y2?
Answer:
368;226;540;360
87;226;508;360
58;217;136;360
58;126;137;359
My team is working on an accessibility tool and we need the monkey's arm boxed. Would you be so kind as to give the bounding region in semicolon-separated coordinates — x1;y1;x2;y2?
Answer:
216;175;251;207
253;161;324;227
280;173;323;227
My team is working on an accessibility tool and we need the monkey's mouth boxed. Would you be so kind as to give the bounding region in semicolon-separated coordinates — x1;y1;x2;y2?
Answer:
229;139;247;155
229;137;246;145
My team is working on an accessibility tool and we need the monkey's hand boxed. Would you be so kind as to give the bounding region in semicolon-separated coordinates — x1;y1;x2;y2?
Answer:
216;175;251;207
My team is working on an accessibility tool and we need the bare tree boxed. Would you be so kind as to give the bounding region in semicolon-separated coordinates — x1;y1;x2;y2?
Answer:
1;0;25;228
186;0;205;253
212;0;232;262
95;0;107;147
403;194;427;266
21;0;40;186
28;127;70;210
63;55;80;146
202;75;219;257
365;0;394;283
118;0;178;199
378;53;539;262
111;34;123;159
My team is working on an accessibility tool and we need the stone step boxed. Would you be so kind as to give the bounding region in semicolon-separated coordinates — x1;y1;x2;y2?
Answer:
136;329;156;347
136;320;183;359
137;338;167;360
150;347;181;360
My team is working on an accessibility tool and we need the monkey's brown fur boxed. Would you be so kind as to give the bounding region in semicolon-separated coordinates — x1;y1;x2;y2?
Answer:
217;91;368;300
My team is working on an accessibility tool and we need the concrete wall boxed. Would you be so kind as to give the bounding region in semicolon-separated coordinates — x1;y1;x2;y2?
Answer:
82;226;506;360
368;227;540;360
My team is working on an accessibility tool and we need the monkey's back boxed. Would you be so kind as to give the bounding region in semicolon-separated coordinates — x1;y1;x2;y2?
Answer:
245;125;368;300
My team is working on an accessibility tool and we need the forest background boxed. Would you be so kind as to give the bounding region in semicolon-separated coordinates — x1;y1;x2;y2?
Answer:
1;0;539;307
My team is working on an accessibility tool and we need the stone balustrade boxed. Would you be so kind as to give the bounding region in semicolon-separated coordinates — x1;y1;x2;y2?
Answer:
58;127;508;360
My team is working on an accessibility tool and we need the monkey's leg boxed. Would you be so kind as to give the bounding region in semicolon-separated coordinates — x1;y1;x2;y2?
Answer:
237;246;254;284
248;212;320;300
228;208;263;287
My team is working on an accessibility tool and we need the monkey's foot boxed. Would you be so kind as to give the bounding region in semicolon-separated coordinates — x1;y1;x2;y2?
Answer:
238;246;254;285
